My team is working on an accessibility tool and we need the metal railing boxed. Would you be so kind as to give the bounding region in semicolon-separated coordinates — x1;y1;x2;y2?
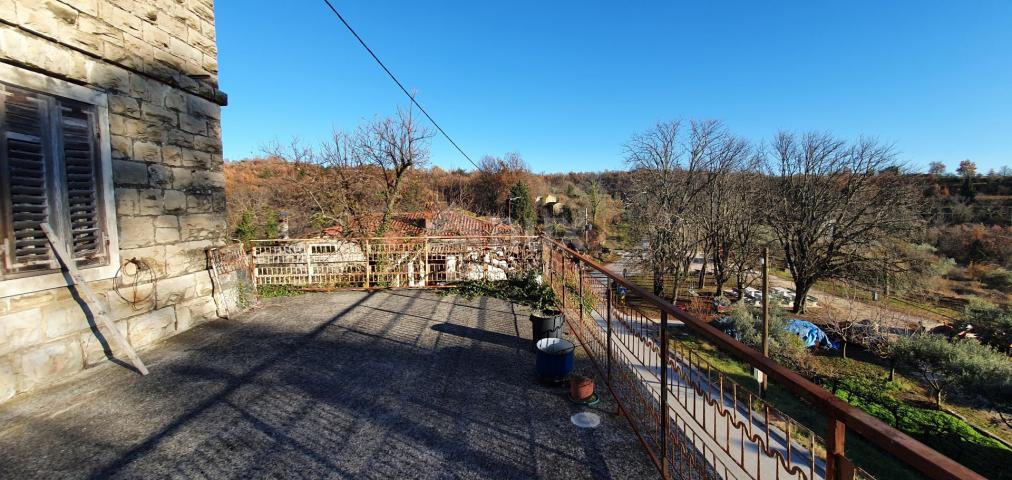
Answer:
222;235;984;480
249;236;542;289
542;238;984;480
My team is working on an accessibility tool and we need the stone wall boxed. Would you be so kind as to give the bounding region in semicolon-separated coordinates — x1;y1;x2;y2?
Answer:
0;1;227;403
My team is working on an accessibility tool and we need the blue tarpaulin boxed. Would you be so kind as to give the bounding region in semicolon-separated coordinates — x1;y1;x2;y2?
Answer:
784;319;837;349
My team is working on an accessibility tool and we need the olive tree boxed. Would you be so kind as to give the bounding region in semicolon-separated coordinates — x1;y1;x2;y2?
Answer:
892;334;1008;409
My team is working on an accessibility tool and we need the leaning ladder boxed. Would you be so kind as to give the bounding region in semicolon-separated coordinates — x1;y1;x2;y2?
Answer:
40;223;148;375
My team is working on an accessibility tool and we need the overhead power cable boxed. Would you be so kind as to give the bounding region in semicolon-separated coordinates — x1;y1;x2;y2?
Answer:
321;0;481;170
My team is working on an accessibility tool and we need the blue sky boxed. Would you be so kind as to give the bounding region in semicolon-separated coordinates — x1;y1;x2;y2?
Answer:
216;1;1012;173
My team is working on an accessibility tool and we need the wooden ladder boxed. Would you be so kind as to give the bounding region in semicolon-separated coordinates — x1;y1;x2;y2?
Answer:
41;223;148;375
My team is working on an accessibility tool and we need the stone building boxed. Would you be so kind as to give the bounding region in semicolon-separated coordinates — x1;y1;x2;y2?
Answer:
0;0;227;403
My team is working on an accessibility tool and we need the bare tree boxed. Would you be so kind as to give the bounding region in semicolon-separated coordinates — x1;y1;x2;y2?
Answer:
355;106;433;236
625;120;731;301
820;281;868;359
696;135;764;296
763;132;922;312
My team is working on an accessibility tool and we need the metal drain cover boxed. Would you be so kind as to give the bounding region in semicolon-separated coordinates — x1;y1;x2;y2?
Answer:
570;412;601;428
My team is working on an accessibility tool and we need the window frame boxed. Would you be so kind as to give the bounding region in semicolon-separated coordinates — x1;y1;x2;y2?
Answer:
0;64;120;297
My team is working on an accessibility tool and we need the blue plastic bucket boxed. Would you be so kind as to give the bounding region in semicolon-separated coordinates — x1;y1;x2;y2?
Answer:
535;338;575;381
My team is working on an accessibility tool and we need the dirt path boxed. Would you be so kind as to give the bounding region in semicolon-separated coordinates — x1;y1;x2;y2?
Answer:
608;252;943;332
763;275;943;331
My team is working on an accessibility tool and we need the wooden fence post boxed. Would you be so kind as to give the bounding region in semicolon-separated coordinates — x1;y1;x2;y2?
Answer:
827;418;854;480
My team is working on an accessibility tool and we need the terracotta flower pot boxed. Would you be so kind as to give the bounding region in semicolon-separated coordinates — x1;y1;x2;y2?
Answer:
570;374;594;401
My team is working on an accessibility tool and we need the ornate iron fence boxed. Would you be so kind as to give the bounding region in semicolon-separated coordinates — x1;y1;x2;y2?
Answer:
542;238;983;480
249;236;542;289
207;243;257;318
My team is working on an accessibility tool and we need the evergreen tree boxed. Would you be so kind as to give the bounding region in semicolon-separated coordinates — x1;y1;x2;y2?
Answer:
264;209;280;239
234;210;257;246
508;181;535;231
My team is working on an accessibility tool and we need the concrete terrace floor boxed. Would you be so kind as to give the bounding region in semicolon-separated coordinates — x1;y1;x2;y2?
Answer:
0;290;656;479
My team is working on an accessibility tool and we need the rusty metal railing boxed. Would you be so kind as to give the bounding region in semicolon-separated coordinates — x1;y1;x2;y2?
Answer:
542;237;984;480
249;236;542;289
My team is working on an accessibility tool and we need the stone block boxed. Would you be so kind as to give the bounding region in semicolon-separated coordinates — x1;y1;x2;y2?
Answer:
174;302;193;331
137;189;163;215
164;91;186;112
111;134;132;159
134;141;162;163
164;240;212;277
148;163;173;188
115;188;138;215
171;167;193;189
127;307;176;348
42;301;90;339
118;216;155;249
88;62;130;95
141;103;177;127
185;295;218;325
105;4;141;36
179;113;207;135
80;319;129;366
8;288;69;311
182;149;211;168
186;191;212;213
162;145;183;166
0;358;14;403
163;189;186;214
142;22;170;49
0;1;15;22
211;190;226;212
72;0;98;17
157;272;198;308
155;215;180;243
180;213;224;241
192;135;222;154
187;95;220;120
193;271;214;297
0;308;43;356
16;1;68;38
105;287;155;321
117;245;166;278
113;159;148;186
192;170;223;188
167;130;194;148
109;96;141;118
16;338;84;392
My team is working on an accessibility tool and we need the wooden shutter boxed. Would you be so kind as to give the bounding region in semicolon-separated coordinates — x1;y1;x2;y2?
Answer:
58;101;105;266
0;85;55;273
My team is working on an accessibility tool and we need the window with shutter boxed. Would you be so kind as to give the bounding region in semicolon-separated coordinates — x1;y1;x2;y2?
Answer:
0;83;108;279
59;101;105;267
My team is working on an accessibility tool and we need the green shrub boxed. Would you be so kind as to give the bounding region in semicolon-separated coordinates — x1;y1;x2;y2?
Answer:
257;284;303;298
960;298;1012;354
981;266;1012;292
893;333;1012;408
727;302;812;371
445;270;557;312
830;372;1011;478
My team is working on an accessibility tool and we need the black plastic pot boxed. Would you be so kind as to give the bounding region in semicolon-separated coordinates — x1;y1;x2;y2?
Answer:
529;309;564;351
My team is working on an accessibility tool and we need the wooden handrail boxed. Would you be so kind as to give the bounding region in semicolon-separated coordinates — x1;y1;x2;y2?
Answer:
543;237;984;480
